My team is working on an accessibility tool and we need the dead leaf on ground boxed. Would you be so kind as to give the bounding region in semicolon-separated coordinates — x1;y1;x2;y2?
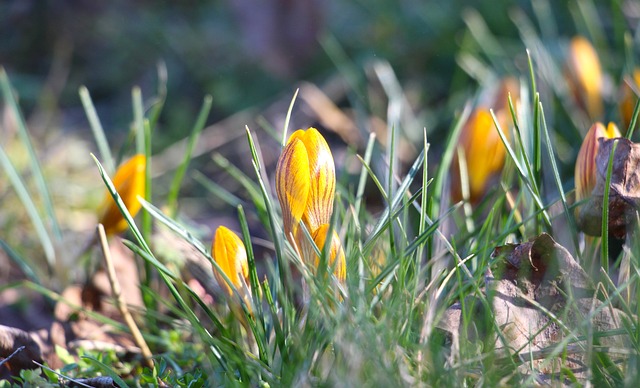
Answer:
0;324;43;376
437;233;630;385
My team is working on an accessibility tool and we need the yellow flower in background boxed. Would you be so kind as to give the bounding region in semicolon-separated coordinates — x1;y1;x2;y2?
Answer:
99;154;146;235
619;68;640;131
566;36;603;119
276;127;345;281
574;122;621;207
451;109;508;203
212;226;250;297
451;77;518;204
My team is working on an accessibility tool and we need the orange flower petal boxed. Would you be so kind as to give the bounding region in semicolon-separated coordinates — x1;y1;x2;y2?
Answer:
575;122;621;204
619;69;640;130
452;110;506;203
311;224;346;282
99;154;146;235
212;226;249;296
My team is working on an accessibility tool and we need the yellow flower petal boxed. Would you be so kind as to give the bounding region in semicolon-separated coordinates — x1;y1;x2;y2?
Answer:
452;110;507;203
276;137;311;246
99;154;146;235
298;128;336;232
311;224;346;283
212;226;249;296
566;36;603;119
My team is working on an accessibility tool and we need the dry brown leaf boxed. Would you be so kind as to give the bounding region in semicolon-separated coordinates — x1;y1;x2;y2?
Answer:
0;324;43;375
438;233;630;384
577;137;640;238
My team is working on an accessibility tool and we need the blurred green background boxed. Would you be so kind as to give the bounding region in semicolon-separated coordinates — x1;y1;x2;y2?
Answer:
1;0;604;144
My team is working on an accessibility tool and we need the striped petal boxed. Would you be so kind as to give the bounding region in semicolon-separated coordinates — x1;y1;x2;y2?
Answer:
575;122;621;205
276;136;311;247
298;128;336;232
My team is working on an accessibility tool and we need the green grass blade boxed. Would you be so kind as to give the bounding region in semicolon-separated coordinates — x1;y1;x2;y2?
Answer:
132;86;145;156
429;103;471;218
626;97;640;140
0;145;56;269
79;86;115;174
490;109;551;229
539;103;579;252
601;140;619;277
236;205;269;364
0;67;62;241
281;88;299;146
146;61;168;132
245;126;293;345
78;356;130;388
167;95;213;216
364;148;424;252
353;133;376;218
91;154;151;254
0;239;41;284
193;170;243;208
212;153;265;213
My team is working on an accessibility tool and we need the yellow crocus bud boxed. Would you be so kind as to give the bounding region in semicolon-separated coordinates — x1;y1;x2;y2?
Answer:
310;224;346;282
451;109;508;203
99;154;146;235
276;127;336;253
619;68;640;131
574;122;621;207
276;127;347;284
566;36;603;119
212;226;250;297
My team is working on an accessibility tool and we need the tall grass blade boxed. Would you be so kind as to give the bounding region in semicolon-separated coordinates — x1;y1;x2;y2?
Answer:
0;68;62;241
281;89;299;146
167;95;213;216
0;145;56;269
601;140;619;276
539;103;579;252
364;149;424;252
193;170;243;208
79;86;115;174
0;239;41;284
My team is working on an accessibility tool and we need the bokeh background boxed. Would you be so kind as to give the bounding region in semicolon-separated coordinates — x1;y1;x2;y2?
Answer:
1;0;587;142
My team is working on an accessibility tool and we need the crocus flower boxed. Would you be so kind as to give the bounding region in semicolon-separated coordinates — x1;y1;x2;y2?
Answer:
212;225;250;298
451;78;518;204
566;36;603;119
619;68;640;131
99;154;146;235
276;127;345;281
451;109;508;204
574;122;621;208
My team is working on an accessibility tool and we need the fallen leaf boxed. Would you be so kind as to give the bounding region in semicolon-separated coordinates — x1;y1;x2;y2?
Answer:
438;233;629;385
